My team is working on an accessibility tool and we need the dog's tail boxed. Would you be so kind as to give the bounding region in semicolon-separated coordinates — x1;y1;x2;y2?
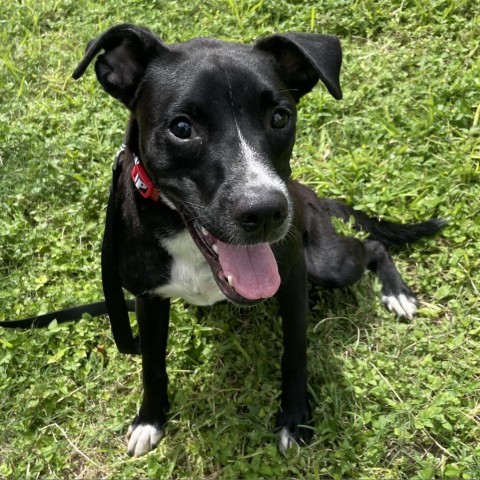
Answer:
319;198;447;247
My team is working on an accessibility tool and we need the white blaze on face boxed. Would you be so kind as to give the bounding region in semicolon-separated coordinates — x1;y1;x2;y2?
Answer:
238;130;290;197
224;68;292;224
235;129;293;232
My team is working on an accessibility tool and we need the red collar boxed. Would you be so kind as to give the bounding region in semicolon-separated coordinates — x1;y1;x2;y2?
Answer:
131;153;160;202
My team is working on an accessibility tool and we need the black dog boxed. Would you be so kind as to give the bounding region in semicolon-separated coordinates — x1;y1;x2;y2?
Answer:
73;24;444;457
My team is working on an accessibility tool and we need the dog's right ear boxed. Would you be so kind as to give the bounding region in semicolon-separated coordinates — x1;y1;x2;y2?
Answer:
255;33;342;101
72;24;167;109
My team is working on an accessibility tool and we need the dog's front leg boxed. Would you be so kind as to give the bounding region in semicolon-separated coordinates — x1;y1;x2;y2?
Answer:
275;255;313;453
126;295;170;457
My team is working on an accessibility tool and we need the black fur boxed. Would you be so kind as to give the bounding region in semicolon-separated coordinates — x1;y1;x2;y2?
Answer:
319;197;446;247
73;24;445;457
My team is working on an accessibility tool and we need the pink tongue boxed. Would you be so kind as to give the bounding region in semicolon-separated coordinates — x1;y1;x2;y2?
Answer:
216;240;281;300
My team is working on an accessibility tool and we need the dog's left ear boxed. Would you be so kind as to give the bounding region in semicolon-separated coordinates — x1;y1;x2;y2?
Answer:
72;24;168;109
255;33;342;101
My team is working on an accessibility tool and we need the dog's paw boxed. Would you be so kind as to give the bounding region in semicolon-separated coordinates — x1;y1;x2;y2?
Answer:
276;408;313;454
382;293;418;319
278;427;302;453
126;423;164;457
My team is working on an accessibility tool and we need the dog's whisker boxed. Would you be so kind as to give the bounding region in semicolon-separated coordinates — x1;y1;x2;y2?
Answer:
277;88;300;95
179;199;205;209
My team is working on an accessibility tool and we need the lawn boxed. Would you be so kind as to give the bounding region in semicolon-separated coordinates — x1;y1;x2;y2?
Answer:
0;0;479;478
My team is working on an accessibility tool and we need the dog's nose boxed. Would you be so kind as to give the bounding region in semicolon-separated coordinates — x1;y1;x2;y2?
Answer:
233;189;289;236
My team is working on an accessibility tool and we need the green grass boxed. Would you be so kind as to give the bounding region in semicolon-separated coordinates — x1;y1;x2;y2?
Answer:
1;0;479;478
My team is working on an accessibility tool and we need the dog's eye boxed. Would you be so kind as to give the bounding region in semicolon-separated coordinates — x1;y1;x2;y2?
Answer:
170;117;194;139
271;109;290;129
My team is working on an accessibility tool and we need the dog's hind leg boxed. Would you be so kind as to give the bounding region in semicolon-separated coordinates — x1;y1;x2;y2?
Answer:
126;296;171;457
305;232;368;289
293;180;427;319
364;239;418;319
293;179;368;289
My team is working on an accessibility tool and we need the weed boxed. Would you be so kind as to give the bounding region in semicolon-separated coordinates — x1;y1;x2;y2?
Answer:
1;0;479;478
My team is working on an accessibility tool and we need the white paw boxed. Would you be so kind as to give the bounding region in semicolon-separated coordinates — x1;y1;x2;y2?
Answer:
278;427;297;454
126;423;164;457
382;293;418;319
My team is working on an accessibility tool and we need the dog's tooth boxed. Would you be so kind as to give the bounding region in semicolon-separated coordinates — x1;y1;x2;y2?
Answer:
201;227;208;236
227;275;233;287
212;243;218;254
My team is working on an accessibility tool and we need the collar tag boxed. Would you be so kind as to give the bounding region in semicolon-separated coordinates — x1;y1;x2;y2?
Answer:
131;155;160;201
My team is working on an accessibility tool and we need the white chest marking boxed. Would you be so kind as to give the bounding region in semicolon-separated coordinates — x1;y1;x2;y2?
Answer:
152;231;225;306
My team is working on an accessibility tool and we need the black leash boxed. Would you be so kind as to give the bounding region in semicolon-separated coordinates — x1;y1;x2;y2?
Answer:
100;145;139;354
0;300;135;329
0;144;140;355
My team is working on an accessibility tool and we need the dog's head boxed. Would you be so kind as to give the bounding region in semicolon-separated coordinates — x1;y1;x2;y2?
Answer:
74;24;342;303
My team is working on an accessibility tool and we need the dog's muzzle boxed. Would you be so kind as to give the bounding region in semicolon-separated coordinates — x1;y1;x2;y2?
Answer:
183;216;282;305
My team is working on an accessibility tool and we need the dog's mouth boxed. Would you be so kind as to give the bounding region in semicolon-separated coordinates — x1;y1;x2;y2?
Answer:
182;216;281;305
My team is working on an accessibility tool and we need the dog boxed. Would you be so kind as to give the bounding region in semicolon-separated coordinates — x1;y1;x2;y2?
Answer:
72;24;445;457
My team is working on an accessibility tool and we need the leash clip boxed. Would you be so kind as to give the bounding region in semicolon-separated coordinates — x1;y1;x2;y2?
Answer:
113;143;126;171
